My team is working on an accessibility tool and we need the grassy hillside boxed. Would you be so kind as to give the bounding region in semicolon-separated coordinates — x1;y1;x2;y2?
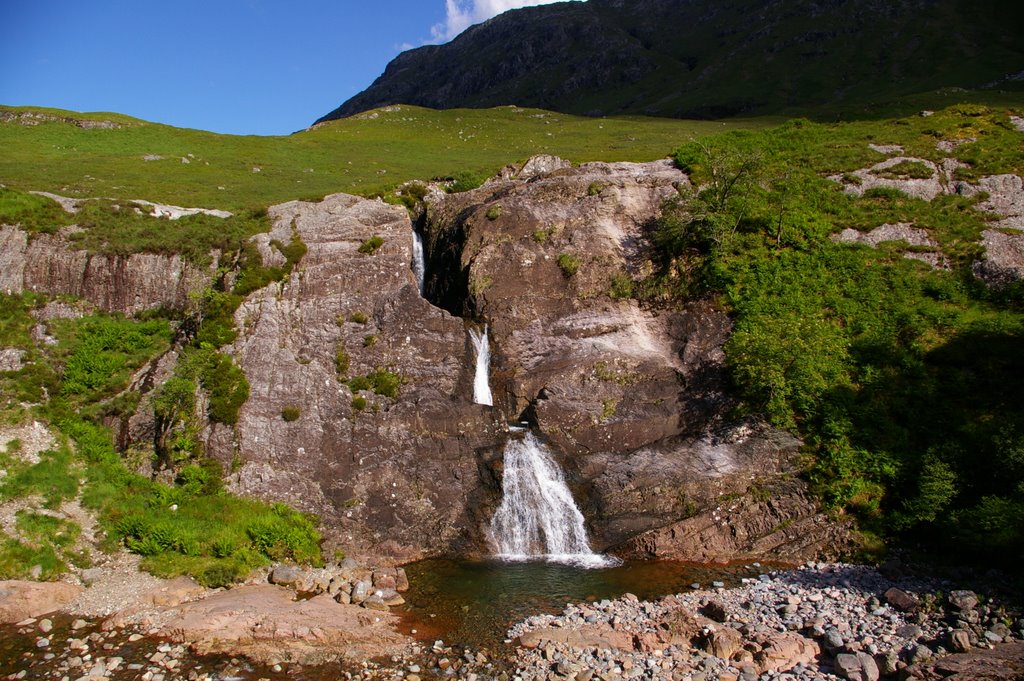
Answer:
637;102;1024;561
3;95;1024;568
0;104;770;212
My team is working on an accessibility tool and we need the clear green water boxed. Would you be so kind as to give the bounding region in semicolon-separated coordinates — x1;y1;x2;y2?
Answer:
398;558;765;649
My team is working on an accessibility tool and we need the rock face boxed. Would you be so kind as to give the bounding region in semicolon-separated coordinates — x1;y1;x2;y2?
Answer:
420;157;846;558
0;226;212;314
207;194;502;562
315;0;1022;123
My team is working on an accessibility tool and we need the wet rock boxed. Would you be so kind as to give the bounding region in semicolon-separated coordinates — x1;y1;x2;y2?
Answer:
421;157;850;560
361;594;390;611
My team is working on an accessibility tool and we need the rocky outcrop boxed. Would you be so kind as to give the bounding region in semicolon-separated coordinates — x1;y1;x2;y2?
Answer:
971;174;1024;286
207;194;503;562
154;584;411;664
973;229;1024;287
0;109;123;129
0;581;82;623
831;156;1024;286
0;226;213;314
832;223;948;269
903;643;1024;680
421;157;846;559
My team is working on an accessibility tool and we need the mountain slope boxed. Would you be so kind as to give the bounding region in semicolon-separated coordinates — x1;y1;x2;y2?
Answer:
317;0;1024;123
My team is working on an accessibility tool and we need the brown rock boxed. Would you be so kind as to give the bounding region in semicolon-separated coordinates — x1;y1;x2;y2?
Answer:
903;642;1024;680
883;587;919;613
142;576;205;608
752;631;820;674
704;626;742;659
157;584;409;664
517;625;634;652
948;629;972;653
0;581;82;623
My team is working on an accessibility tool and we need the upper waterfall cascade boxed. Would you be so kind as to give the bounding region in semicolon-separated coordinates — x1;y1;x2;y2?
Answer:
411;229;426;296
488;432;615;568
470;325;493;406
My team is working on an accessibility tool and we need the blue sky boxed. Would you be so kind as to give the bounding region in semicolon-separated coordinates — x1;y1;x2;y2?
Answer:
0;1;576;136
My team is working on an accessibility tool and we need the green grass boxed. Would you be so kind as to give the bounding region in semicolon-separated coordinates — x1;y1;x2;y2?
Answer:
0;448;80;509
0;104;772;212
0;293;321;585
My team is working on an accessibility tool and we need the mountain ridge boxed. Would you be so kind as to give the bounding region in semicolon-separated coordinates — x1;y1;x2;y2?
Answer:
317;0;1024;124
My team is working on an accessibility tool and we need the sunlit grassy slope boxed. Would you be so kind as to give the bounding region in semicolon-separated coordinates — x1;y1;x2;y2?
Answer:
0;104;774;212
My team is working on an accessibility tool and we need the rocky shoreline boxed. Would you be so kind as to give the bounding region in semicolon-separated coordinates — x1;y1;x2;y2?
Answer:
3;560;1024;680
505;562;1024;681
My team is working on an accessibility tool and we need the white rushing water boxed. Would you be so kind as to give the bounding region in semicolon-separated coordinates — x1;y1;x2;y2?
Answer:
411;229;426;295
469;325;493;406
488;432;615;568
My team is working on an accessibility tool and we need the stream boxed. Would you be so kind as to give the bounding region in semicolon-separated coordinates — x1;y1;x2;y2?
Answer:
396;558;764;650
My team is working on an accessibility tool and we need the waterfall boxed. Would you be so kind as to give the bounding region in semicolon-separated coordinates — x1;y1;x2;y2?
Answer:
411;229;426;295
469;325;493;406
488;432;614;568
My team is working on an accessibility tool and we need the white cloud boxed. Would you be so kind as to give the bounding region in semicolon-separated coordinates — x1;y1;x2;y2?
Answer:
431;0;580;43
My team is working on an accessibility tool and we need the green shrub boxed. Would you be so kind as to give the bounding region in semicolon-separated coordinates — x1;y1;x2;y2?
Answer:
448;171;485;193
348;375;371;392
351;396;368;411
358;235;385;254
199;352;249;426
335;346;350;378
363;334;377;347
59;316;172;404
366;367;402;399
349;311;369;324
587;181;606;196
485;205;503;221
281;406;301;422
609;274;634;299
557;252;581;277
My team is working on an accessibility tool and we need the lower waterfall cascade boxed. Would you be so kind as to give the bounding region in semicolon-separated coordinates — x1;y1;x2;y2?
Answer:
487;432;616;568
